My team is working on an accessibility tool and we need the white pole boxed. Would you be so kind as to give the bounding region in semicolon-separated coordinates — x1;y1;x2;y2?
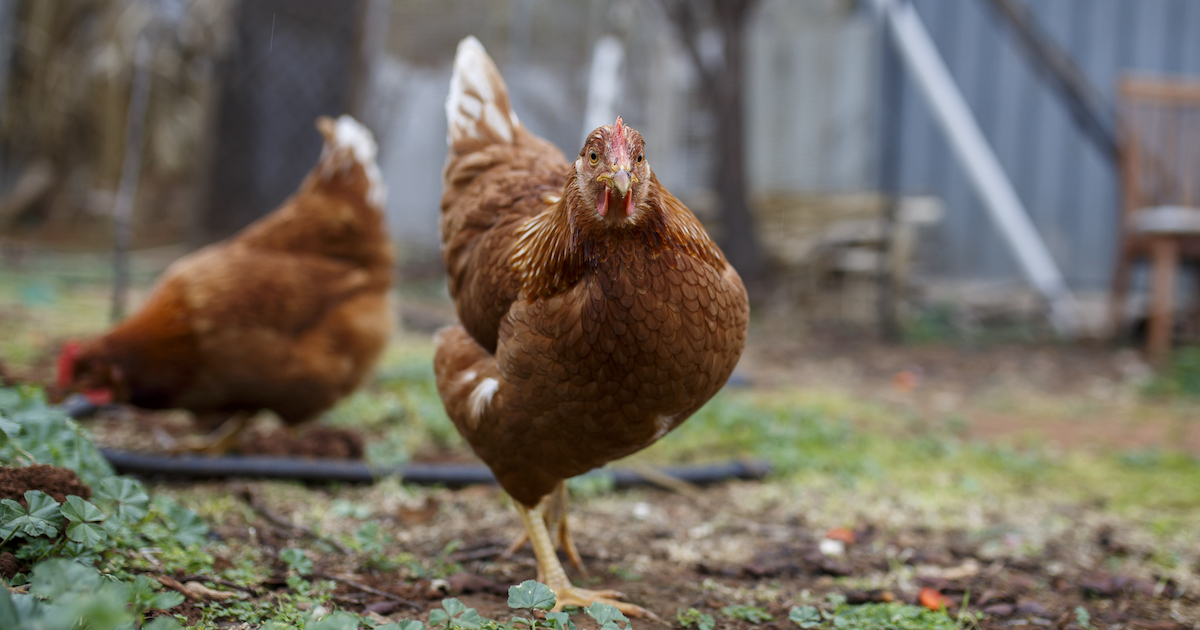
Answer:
872;0;1079;336
582;35;625;142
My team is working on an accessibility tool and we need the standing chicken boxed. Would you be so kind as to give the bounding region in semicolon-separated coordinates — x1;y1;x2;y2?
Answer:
434;38;749;616
59;115;393;454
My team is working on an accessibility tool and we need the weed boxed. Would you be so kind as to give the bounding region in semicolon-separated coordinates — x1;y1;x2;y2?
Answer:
676;607;714;630
787;602;977;630
0;384;209;628
720;604;773;623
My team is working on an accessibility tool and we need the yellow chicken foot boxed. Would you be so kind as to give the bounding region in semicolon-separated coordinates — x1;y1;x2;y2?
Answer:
514;500;656;619
163;414;250;456
502;482;586;577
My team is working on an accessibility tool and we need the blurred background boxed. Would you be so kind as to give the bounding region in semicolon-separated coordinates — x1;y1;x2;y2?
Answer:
2;0;1200;367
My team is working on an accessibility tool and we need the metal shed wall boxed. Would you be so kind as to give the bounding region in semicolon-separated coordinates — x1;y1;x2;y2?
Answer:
896;0;1200;290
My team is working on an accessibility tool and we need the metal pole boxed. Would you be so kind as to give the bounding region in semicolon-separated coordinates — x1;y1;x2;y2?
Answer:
111;31;155;322
876;11;904;343
0;0;16;186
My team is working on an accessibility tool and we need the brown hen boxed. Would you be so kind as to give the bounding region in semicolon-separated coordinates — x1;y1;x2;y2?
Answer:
59;116;393;454
433;37;749;616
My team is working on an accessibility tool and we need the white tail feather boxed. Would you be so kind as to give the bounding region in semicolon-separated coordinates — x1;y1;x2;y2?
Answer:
446;36;520;151
320;115;385;209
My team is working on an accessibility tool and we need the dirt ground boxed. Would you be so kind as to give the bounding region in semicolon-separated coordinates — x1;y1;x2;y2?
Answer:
0;463;91;505
4;268;1196;628
738;331;1199;454
155;473;1197;630
61;328;1198;630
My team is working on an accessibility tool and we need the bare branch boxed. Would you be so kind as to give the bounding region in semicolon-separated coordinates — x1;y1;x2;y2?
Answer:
655;0;720;97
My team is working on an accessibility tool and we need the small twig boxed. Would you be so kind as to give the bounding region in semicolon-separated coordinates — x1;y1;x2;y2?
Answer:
237;486;352;554
311;570;423;611
449;544;510;563
177;574;261;596
158;575;246;602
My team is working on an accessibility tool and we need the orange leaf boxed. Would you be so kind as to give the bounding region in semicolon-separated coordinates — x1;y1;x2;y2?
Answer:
918;587;951;612
825;527;856;545
892;370;920;392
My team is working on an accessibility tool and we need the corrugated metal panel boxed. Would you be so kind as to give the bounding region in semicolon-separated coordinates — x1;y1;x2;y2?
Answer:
899;0;1200;290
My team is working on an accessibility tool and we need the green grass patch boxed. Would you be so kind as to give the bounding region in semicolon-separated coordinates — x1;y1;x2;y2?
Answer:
1144;345;1200;399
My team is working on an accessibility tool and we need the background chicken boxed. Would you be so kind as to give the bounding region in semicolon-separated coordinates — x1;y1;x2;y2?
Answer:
433;37;749;616
58;115;393;454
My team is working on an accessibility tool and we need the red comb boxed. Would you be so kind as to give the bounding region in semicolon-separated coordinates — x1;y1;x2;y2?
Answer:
612;116;626;148
57;341;80;390
610;116;630;163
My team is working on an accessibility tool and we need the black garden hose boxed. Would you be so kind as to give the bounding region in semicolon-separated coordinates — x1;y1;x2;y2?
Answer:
73;395;769;488
98;448;769;488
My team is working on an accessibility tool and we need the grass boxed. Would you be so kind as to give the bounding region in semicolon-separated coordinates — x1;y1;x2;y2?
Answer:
1144;345;1200;399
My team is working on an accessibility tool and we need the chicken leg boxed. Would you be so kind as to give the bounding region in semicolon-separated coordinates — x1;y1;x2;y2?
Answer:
503;482;586;577
513;498;654;619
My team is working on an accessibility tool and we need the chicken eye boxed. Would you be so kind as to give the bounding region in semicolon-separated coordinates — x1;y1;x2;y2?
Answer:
589;151;598;164
636;154;643;163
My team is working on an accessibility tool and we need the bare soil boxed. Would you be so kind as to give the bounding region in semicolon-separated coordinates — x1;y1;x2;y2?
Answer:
0;463;91;505
738;333;1196;453
239;426;366;460
193;480;1197;630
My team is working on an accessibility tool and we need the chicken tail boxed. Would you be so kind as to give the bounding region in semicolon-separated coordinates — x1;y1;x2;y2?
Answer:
314;115;386;210
445;36;520;156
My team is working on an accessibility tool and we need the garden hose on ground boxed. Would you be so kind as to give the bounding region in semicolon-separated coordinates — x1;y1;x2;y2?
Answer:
97;448;770;488
68;396;771;488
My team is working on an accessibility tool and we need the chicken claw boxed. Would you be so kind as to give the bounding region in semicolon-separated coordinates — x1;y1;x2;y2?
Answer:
514;500;656;619
551;586;656;620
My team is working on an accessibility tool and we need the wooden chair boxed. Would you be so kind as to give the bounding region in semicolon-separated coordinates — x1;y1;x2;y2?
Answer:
1109;76;1200;363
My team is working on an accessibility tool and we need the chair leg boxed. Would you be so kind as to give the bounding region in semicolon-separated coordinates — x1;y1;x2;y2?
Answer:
1147;238;1179;364
1109;246;1134;339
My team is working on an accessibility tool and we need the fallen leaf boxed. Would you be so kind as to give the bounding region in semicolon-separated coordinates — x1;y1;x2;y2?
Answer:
365;601;401;615
825;527;856;545
446;572;506;595
1015;600;1052;618
398;497;439;525
844;590;894;604
892;369;920;392
918;587;951;612
1131;621;1184;630
940;558;981;580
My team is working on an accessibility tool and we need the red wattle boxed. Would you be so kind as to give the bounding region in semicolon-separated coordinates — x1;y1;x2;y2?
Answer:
596;188;609;217
84;389;113;406
57;342;79;390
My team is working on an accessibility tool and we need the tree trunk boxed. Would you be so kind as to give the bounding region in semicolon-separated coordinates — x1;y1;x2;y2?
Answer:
658;0;768;295
711;5;767;289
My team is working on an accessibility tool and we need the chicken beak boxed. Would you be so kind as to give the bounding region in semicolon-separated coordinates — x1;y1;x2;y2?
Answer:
612;168;631;199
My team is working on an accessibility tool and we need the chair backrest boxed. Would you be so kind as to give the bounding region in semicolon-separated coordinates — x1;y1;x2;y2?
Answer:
1118;76;1200;215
